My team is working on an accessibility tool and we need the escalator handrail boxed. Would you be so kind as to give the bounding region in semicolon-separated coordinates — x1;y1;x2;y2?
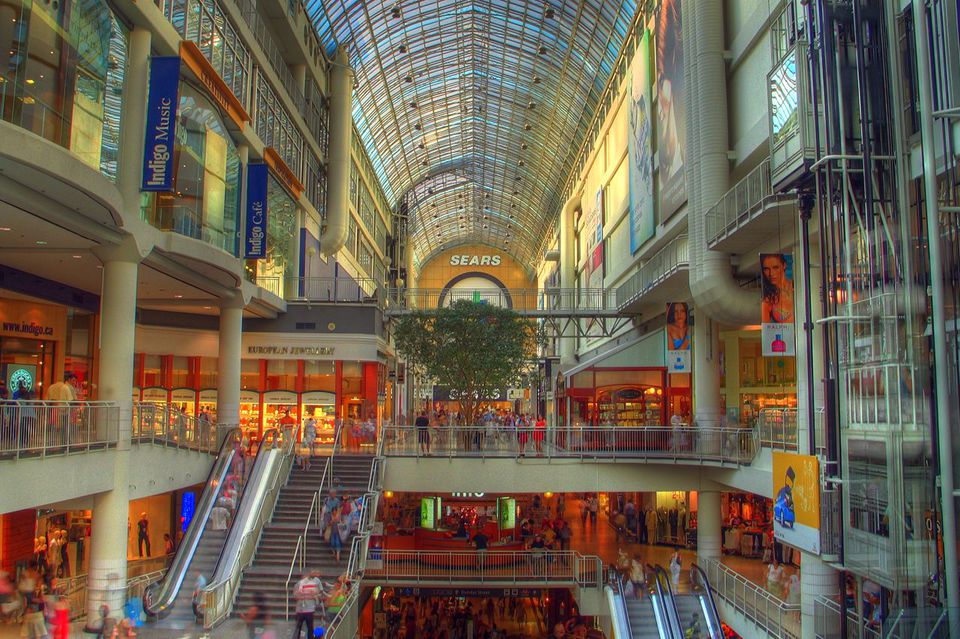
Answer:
145;427;242;615
612;571;636;638
651;564;683;639
689;563;724;639
205;427;282;578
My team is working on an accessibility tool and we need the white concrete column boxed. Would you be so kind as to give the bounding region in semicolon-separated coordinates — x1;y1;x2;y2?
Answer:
116;27;151;212
558;193;579;367
320;49;353;255
800;552;839;639
697;491;722;561
217;297;244;428
693;315;722;429
86;256;140;625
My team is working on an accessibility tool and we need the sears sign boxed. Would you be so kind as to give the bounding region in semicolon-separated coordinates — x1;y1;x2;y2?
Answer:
449;254;502;266
141;57;181;192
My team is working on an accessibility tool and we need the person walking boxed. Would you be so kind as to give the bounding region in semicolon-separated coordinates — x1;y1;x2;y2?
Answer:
416;411;431;455
303;416;317;468
291;572;321;639
533;415;546;456
588;495;599;526
241;591;270;639
669;548;682;589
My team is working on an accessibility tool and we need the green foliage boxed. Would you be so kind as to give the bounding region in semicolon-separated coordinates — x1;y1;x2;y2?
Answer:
393;300;545;424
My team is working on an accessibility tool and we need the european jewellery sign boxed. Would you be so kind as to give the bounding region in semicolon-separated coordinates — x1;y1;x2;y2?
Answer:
141;57;181;192
244;163;269;259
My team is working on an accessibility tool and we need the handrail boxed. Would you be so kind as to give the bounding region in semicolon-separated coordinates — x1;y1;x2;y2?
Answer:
284;420;343;619
690;563;724;639
201;422;301;627
617;234;690;309
385;287;619;313
758;408;798;451
132;401;219;453
651;564;683;639
381;425;758;465
702;558;800;639
364;550;604;588
145;427;241;616
704;158;797;244
0;400;120;459
611;571;635;638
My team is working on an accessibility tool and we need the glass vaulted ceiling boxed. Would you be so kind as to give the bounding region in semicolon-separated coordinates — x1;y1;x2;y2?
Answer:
308;0;639;269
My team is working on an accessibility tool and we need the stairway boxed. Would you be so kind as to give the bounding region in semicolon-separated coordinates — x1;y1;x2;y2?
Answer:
151;528;228;629
623;595;665;639
233;455;375;621
674;594;707;637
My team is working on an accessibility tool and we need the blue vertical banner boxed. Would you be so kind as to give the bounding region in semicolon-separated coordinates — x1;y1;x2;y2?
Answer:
141;56;182;192
244;164;269;259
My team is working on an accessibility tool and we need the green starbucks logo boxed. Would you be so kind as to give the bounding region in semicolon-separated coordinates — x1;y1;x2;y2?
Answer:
10;368;33;392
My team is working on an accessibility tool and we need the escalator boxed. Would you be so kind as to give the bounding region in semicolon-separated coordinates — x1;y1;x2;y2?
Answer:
144;428;284;628
606;566;675;639
657;563;724;639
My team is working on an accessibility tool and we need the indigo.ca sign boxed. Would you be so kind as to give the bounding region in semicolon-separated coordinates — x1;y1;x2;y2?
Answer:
141;57;181;192
244;164;269;259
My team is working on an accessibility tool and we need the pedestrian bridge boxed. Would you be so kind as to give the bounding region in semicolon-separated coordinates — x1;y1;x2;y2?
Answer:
379;426;773;498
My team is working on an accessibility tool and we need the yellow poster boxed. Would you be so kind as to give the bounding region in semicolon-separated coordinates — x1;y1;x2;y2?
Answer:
772;452;821;554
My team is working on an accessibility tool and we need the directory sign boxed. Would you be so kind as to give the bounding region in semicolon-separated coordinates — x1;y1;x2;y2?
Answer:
497;497;516;531
142;56;181;192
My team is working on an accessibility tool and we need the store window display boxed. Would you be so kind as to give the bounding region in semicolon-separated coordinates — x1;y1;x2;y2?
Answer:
0;0;127;179
141;86;242;255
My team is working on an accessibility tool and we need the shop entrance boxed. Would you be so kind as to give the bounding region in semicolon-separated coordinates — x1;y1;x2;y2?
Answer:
1;337;55;399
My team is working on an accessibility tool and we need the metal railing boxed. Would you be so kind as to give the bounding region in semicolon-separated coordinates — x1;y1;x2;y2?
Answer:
321;434;386;637
380;425;758;465
690;563;725;639
385;287;619;313
0;400;120;459
55;568;167;622
284;421;343;619
758;408;798;451
705;159;797;244
364;550;603;588
256;276;384;304
133;402;219;453
813;595;881;639
202;424;300;628
702;558;800;639
616;234;690;309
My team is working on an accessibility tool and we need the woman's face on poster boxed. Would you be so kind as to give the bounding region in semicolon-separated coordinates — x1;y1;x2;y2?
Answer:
672;303;687;326
762;256;787;288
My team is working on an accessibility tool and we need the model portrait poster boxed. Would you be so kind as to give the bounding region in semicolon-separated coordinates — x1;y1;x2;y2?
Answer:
655;0;687;219
772;452;821;554
760;253;796;356
665;302;691;373
629;30;655;253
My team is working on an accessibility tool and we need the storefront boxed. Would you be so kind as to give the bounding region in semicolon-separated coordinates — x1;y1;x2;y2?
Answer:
564;367;672;427
720;329;798;425
301;391;336;443
0;297;96;401
239;390;261;441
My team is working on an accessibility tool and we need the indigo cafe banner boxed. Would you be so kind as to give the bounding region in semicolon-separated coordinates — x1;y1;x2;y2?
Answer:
244;164;269;259
665;302;691;373
141;56;181;192
760;253;796;356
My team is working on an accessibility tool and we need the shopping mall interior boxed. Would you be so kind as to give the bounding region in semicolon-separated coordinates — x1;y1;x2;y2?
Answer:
0;0;958;637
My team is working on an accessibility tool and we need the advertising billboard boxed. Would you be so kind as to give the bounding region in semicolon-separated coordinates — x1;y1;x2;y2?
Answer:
244;164;269;259
760;253;796;356
142;56;181;192
655;0;686;219
665;302;691;373
629;31;655;253
772;452;821;553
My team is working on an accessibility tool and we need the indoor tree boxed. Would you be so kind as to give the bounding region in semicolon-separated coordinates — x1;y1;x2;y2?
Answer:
393;300;545;425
